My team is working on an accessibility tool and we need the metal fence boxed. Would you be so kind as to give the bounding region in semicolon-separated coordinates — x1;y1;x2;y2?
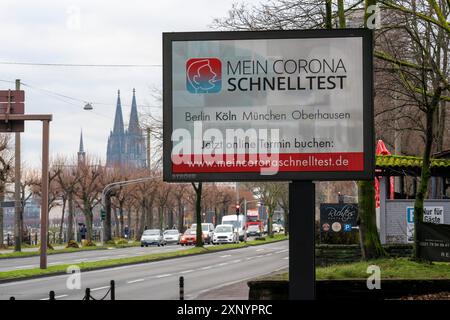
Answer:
8;277;186;300
9;280;115;301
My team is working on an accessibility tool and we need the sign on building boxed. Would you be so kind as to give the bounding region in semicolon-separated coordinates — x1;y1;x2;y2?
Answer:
320;203;358;233
406;206;444;243
163;29;373;182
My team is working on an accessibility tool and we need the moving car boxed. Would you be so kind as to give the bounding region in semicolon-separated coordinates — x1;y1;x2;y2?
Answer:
191;223;215;244
272;224;281;233
163;229;181;244
140;229;166;247
212;224;239;244
246;224;262;237
222;214;246;241
179;229;197;246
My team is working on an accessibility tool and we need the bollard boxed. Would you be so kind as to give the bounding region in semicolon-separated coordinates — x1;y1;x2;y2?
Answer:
85;288;90;300
179;276;184;300
7;234;10;246
9;297;15;300
110;280;115;300
49;291;55;300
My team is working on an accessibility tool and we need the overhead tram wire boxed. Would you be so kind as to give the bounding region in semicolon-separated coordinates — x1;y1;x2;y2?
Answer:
0;61;162;68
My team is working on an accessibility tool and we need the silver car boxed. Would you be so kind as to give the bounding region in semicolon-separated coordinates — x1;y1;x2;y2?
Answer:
140;229;166;247
163;229;181;244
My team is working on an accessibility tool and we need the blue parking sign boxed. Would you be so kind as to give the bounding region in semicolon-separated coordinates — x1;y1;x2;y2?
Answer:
343;224;352;232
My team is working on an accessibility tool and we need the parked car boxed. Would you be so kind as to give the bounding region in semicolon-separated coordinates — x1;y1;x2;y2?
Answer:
163;229;181;244
191;223;215;244
140;229;166;247
179;229;197;246
212;224;239;244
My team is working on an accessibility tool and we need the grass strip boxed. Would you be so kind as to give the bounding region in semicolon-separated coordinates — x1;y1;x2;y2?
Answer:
0;242;141;259
257;257;450;281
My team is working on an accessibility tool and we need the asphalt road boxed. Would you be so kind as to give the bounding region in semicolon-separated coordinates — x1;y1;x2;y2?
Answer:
0;245;191;272
0;240;288;300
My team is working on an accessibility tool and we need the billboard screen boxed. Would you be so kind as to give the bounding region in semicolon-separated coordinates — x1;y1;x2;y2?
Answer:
163;29;374;182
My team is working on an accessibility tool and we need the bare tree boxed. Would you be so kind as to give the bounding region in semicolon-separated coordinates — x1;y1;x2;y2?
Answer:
73;158;104;241
0;134;13;248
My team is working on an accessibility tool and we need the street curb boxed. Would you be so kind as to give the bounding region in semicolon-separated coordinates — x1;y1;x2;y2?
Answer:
0;245;141;260
0;238;288;284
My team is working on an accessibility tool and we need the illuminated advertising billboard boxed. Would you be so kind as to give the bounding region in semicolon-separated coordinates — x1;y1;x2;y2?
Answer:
163;29;374;182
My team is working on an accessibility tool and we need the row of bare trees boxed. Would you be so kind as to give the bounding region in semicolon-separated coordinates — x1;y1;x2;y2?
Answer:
214;0;449;260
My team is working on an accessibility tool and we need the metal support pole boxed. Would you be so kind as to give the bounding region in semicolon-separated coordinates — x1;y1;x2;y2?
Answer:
40;120;50;269
14;79;21;252
179;276;184;300
85;288;90;300
49;291;55;300
289;180;316;300
110;280;115;300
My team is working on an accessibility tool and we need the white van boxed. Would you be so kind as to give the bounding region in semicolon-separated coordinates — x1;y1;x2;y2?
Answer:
221;214;246;241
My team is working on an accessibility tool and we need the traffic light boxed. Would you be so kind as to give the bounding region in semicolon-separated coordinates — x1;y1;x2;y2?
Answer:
235;204;240;216
100;209;106;221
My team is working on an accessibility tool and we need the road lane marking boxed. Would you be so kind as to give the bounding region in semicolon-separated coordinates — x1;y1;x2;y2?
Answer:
74;259;87;262
127;279;145;284
255;255;264;258
180;269;194;274
40;294;68;300
220;255;231;258
48;262;62;265
200;266;212;270
91;286;110;291
218;263;228;266
283;257;289;260
245;257;253;260
156;274;172;278
276;249;288;254
14;265;35;269
265;253;273;257
256;249;265;252
232;259;242;263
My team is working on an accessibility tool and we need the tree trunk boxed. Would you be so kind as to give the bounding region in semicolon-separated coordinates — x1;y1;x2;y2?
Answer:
127;207;131;236
84;209;93;241
58;197;66;243
119;204;124;238
113;207;120;238
168;208;174;229
283;207;289;235
104;192;112;241
413;87;442;260
148;206;154;229
158;207;164;230
0;187;4;247
178;200;184;233
67;193;74;241
268;210;274;238
358;180;386;259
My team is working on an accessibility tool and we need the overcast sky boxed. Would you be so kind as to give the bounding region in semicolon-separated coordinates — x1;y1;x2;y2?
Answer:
0;0;254;168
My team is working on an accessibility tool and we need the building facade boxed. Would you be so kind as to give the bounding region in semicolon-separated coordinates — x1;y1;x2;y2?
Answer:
106;89;146;168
